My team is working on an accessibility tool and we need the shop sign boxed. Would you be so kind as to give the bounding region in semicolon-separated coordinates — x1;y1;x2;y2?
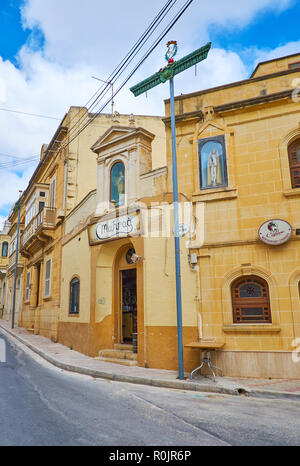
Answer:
258;219;292;245
89;212;142;244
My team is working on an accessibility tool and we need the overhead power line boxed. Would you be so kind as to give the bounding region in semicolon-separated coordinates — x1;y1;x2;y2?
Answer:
58;0;194;155
0;107;60;121
65;0;178;141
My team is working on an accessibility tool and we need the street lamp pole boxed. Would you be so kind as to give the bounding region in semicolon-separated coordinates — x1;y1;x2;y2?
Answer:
130;42;211;380
92;76;114;115
11;191;22;329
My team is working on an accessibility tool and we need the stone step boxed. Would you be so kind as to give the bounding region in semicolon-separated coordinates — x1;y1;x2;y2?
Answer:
95;356;138;367
99;349;137;361
114;343;133;351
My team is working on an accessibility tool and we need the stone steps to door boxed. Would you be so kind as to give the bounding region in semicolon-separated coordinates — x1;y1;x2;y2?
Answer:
95;345;138;366
95;356;138;367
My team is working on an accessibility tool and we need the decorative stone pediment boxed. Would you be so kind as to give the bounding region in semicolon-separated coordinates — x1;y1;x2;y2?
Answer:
197;120;229;139
91;125;156;217
91;126;134;152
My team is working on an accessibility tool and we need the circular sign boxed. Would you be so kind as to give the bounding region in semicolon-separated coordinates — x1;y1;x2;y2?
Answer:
258;219;292;245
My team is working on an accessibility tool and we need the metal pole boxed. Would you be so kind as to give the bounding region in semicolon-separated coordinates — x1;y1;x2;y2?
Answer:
11;196;21;329
169;77;184;380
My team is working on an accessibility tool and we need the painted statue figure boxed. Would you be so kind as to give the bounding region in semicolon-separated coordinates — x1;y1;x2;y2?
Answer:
207;148;222;187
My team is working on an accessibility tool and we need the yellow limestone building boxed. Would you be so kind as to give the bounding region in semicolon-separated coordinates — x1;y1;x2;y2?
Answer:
18;106;166;342
60;53;300;378
160;52;300;378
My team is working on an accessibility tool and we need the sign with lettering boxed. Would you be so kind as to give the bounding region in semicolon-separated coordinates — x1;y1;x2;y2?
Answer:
258;219;292;245
89;212;142;244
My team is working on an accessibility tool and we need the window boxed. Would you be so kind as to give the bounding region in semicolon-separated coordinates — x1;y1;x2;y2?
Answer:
2;242;8;257
69;277;80;315
198;135;228;190
289;62;300;70
25;193;36;226
288;139;300;188
25;272;30;301
44;259;51;297
39;201;45;212
110;162;125;206
231;275;272;323
50;178;56;208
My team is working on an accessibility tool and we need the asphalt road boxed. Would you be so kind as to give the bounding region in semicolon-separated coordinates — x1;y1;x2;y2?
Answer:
0;332;300;446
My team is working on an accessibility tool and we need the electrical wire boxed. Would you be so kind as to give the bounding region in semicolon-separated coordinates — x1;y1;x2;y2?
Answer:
58;0;194;154
64;0;178;141
0;152;39;160
0;107;60;120
0;156;39;169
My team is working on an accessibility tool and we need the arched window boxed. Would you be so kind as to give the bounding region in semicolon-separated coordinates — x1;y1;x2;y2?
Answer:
69;277;80;315
288;139;300;188
110;162;125;207
2;242;8;257
231;275;271;323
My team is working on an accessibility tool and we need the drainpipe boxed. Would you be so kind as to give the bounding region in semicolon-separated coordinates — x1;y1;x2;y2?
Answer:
191;263;202;340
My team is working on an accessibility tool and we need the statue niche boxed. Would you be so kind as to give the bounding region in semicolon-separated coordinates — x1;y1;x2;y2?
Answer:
198;135;228;189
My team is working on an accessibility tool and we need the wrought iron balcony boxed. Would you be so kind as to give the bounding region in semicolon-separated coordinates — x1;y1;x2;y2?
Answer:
20;207;56;251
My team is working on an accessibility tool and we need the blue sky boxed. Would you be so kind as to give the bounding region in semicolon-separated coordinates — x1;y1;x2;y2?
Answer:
1;0;298;72
0;0;28;62
0;0;300;224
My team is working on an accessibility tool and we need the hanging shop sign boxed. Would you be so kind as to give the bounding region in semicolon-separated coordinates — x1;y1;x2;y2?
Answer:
258;219;292;245
89;211;142;245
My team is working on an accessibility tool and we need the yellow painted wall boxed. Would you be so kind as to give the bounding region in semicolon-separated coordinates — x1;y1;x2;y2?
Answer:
162;55;300;376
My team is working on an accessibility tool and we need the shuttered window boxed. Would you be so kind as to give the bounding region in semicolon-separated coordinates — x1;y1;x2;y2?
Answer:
288;140;300;188
69;277;80;315
25;272;30;301
50;178;56;208
1;242;8;257
231;275;272;324
44;259;51;297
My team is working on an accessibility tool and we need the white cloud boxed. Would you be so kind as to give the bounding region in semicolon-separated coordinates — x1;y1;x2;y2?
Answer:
248;40;300;68
0;0;296;218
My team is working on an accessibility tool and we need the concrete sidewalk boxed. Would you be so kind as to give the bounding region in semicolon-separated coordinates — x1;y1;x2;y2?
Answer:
1;319;300;400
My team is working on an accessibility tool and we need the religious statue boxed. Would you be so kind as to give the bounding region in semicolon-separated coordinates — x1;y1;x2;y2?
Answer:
199;137;227;189
111;162;125;206
207;148;222;187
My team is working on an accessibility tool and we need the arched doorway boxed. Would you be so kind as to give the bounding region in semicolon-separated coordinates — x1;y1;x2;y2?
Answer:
114;245;138;348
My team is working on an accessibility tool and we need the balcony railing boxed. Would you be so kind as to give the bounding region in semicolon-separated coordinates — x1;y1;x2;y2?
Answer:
20;207;56;249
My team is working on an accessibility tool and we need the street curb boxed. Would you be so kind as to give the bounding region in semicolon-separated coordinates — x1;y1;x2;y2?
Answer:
1;325;300;400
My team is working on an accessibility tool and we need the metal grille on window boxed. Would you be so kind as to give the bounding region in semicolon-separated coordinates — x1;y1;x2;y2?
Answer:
69;278;79;314
289;141;300;188
231;275;272;323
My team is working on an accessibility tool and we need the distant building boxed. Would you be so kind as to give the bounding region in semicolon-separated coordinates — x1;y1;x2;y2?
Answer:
17;107;166;344
0;220;10;319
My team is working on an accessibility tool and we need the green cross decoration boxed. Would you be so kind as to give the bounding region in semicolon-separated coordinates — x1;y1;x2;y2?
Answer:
130;42;211;97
